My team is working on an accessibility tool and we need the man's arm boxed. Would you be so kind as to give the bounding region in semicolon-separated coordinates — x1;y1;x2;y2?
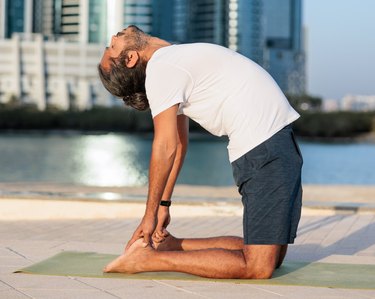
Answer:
126;104;180;249
155;114;189;235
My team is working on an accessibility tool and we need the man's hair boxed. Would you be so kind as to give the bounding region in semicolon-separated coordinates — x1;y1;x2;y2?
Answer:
98;52;149;111
97;26;149;111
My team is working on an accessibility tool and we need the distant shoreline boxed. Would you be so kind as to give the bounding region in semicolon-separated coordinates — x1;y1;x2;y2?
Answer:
1;106;375;138
0;128;374;143
298;132;375;143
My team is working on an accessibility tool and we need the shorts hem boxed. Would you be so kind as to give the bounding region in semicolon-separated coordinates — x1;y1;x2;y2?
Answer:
243;238;296;245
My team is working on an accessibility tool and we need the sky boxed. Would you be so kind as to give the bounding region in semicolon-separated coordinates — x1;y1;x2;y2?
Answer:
303;0;375;100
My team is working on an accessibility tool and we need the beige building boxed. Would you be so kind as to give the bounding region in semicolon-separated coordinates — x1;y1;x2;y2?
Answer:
0;33;111;110
341;95;375;112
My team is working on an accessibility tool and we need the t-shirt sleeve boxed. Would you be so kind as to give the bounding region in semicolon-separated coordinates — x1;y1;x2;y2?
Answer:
145;61;193;118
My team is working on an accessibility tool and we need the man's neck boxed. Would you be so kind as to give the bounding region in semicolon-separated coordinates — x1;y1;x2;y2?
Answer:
142;37;171;62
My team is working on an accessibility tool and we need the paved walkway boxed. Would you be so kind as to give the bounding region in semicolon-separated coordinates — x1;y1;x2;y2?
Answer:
1;202;375;298
1;183;375;212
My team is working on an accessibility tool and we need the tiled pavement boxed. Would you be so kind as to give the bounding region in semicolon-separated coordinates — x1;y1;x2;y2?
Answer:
0;212;375;298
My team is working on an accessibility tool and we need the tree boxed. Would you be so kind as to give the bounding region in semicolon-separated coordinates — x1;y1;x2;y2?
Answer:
286;94;322;112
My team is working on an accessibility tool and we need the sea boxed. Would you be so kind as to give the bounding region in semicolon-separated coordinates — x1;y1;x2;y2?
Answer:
0;131;374;187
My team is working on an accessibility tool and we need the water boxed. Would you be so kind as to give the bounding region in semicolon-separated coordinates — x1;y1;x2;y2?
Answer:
0;132;374;186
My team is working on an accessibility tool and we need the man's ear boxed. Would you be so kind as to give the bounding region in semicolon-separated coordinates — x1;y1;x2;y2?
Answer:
125;50;139;68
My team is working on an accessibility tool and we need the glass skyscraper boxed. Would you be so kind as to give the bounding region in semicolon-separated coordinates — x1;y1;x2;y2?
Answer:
1;0;107;43
0;0;305;94
186;0;227;45
1;0;26;38
7;1;26;36
57;0;107;43
152;0;175;42
152;0;263;64
263;0;305;94
88;0;107;43
122;0;153;34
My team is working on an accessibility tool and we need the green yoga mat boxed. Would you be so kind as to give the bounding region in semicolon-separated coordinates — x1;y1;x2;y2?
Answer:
15;251;375;289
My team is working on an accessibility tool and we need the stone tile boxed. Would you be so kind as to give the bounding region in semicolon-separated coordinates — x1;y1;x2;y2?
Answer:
79;278;209;299
0;289;31;298
0;280;11;291
154;280;283;299
2;239;65;250
358;251;375;257
76;277;139;291
0;214;375;298
19;289;118;299
249;285;375;299
0;257;29;267
317;254;375;265
0;266;23;275
0;248;19;258
53;241;123;255
4;247;61;262
1;274;93;290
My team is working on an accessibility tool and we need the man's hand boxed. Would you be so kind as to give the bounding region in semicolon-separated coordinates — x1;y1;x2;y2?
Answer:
153;206;171;242
126;213;157;251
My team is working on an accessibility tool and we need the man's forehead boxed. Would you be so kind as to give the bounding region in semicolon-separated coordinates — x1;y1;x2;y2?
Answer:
100;49;112;71
100;26;140;70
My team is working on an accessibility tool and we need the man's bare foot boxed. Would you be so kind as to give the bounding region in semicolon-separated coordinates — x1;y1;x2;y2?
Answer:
103;239;155;274
152;232;182;251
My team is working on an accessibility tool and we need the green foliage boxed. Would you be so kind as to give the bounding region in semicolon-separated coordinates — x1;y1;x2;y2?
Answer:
293;111;375;138
286;94;323;112
1;105;375;138
0;105;153;132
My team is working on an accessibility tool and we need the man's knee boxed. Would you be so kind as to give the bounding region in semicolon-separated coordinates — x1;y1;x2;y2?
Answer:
240;253;276;279
241;244;281;279
276;245;288;268
242;265;274;279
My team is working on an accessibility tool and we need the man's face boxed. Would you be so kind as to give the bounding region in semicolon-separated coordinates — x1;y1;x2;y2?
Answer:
100;26;147;71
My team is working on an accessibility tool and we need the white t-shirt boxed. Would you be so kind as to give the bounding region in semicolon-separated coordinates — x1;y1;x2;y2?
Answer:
145;43;300;162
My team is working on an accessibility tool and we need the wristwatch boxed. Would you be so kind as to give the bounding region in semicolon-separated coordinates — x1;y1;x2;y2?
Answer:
160;200;171;207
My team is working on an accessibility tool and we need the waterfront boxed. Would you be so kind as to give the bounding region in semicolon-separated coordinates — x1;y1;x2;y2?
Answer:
0;132;375;187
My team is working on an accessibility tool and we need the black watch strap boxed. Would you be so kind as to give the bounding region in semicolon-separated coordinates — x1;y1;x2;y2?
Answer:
160;200;171;207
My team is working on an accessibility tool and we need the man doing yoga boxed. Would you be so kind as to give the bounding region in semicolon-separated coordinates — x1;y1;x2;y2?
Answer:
98;25;303;279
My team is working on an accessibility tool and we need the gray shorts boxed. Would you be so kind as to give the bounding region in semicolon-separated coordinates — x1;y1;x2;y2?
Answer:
231;125;303;245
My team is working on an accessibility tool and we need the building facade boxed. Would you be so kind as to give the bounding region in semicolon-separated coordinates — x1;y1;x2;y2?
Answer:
0;0;111;110
123;0;152;34
0;0;30;39
186;0;227;45
56;0;107;43
341;95;375;112
0;34;110;110
0;0;306;110
263;0;305;95
0;0;108;43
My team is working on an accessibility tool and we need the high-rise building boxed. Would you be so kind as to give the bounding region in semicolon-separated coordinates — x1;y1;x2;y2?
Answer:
123;0;153;33
0;0;33;38
88;0;107;43
0;33;109;110
32;0;56;38
187;0;227;45
263;0;305;95
56;0;107;43
0;0;306;110
238;0;266;65
106;0;153;44
1;0;108;43
58;0;80;40
152;0;175;42
173;0;188;42
152;0;263;64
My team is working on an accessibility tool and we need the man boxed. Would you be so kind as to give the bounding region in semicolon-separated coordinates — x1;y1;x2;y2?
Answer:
98;25;303;279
